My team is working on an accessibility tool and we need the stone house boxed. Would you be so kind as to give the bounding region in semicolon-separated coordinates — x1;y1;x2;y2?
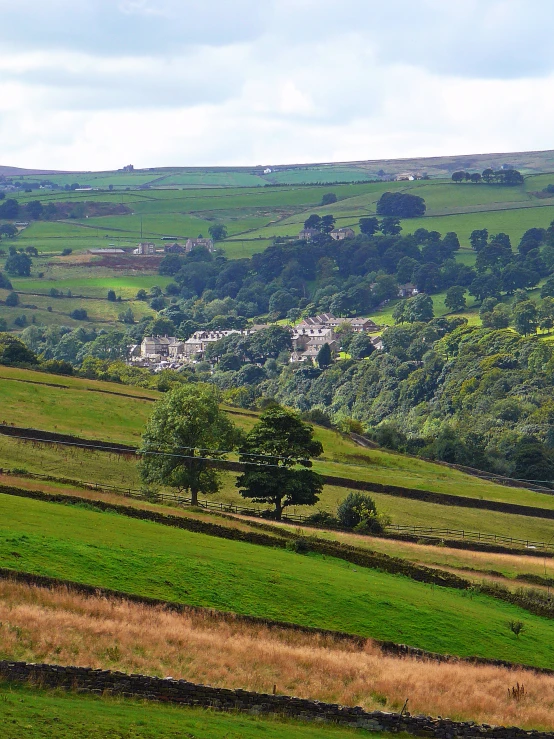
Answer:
291;326;338;362
297;313;378;333
183;330;241;360
330;227;355;240
134;242;155;256
164;242;186;254
398;283;419;298
140;336;177;359
298;228;319;241
185;238;215;254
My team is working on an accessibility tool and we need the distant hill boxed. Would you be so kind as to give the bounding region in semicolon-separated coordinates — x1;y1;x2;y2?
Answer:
0;165;74;176
3;149;554;181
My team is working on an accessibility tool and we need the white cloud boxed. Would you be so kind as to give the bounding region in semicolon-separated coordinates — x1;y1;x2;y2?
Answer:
0;0;552;169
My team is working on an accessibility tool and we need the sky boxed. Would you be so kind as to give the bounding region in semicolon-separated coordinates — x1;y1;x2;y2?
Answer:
0;0;553;170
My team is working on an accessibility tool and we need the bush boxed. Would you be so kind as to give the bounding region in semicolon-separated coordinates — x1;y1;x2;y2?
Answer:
286;537;310;554
320;192;337;205
70;309;88;320
0;272;12;290
41;359;74;375
61;248;72;256
337;492;385;533
5;291;19;307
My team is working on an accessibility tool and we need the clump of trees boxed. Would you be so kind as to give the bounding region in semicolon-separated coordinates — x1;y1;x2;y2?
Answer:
452;168;524;186
376;192;426;218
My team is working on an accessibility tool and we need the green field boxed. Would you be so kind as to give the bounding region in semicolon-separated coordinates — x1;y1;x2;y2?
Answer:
1;365;552;513
0;683;383;739
4;169;554;334
2;491;554;667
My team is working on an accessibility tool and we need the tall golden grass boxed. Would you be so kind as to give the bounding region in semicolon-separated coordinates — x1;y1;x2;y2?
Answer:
0;580;554;729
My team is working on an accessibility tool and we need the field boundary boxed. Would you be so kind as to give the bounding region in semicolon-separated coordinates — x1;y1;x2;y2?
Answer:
4;481;554;620
3;424;554;520
0;568;553;677
0;660;551;738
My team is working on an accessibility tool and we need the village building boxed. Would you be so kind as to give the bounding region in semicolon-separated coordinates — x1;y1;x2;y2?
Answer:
185;238;215;254
164;242;186;254
183;330;243;360
398;283;419;298
290;326;339;362
330;227;355;240
297;313;378;333
298;228;319;241
133;242;156;256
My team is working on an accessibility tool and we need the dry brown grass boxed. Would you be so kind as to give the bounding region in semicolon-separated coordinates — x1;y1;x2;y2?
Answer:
1;580;554;729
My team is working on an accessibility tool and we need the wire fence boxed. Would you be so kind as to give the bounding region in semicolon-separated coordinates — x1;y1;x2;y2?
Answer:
387;524;554;552
4;470;554;553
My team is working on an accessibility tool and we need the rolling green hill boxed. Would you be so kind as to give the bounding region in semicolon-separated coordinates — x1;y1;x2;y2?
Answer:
2;491;554;668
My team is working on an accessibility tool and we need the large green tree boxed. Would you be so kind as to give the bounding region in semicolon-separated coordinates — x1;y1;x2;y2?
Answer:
236;406;323;520
139;385;237;505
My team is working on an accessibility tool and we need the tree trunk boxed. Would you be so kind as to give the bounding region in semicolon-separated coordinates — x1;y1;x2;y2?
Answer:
191;487;198;506
274;500;283;521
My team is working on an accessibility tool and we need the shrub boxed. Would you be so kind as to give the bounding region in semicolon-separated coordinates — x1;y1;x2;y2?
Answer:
70;309;88;320
61;248;72;256
5;291;19;307
41;359;74;375
320;192;337;205
286;537;310;554
337;492;385;533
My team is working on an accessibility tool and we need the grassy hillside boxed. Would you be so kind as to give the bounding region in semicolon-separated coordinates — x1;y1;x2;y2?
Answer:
3;492;554;667
0;683;378;739
1;365;553;514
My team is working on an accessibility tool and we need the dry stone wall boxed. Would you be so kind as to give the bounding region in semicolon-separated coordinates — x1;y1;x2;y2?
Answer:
0;660;551;738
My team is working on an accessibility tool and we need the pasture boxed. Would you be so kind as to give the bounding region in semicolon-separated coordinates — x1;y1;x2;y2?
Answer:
0;683;377;739
3;491;554;667
0;365;551;512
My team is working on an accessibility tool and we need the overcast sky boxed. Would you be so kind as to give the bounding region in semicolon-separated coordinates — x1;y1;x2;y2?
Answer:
0;0;553;170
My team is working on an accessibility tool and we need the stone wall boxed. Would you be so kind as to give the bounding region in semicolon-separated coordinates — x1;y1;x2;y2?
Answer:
0;660;549;738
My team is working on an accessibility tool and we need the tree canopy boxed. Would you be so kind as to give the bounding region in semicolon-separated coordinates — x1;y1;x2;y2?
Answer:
139;385;237;505
236;406;323;519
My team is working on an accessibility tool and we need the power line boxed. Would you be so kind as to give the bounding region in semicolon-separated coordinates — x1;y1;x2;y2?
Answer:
3;434;289;469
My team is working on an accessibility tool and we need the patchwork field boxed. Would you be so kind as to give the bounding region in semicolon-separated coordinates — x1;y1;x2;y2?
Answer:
1;578;554;728
2;492;554;668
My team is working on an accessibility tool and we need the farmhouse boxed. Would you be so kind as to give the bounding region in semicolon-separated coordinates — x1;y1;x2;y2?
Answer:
398;283;419;298
185;238;215;254
330;227;355;240
298;228;319;241
133;242;156;256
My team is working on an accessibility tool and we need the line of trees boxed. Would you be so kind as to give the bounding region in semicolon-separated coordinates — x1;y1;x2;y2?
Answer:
451;168;524;186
